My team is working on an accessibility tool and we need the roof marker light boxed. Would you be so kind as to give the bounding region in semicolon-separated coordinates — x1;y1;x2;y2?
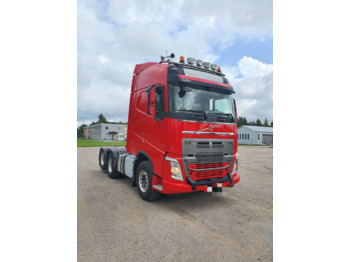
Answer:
187;57;196;65
179;56;185;63
211;64;218;71
217;66;222;73
203;62;211;69
196;59;203;67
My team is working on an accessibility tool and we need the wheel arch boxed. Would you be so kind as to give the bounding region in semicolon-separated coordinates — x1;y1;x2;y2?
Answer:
133;151;154;184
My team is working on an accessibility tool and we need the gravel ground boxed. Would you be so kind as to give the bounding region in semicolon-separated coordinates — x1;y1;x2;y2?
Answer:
78;146;273;262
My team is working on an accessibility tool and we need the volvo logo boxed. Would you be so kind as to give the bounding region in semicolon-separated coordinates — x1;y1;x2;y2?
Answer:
192;123;224;134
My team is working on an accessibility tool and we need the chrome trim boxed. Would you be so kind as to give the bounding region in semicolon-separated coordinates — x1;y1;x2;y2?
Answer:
153;185;163;191
161;61;226;77
188;164;230;172
138;170;148;193
194;123;224;133
165;156;178;162
182;131;234;135
181;120;236;125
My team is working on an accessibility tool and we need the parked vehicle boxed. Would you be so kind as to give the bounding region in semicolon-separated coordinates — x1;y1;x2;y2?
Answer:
99;54;240;200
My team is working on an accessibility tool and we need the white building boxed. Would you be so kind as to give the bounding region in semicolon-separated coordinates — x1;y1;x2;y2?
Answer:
238;125;273;146
84;123;127;141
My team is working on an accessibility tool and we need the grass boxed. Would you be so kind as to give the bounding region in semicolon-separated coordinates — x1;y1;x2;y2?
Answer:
77;139;126;147
78;139;272;148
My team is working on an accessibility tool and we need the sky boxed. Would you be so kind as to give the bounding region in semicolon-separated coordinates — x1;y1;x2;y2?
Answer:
77;0;273;127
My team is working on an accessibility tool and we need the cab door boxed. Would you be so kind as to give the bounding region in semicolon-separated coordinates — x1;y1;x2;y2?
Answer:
144;85;167;176
146;85;166;150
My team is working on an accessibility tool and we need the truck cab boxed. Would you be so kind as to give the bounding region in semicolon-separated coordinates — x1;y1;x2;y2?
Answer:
99;55;240;200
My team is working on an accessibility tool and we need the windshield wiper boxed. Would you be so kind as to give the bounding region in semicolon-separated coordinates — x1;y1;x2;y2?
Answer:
206;112;234;122
176;110;207;120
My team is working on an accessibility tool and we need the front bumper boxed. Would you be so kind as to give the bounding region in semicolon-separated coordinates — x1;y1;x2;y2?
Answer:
157;172;240;195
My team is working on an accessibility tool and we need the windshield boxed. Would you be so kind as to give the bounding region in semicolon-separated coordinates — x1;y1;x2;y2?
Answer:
168;83;236;123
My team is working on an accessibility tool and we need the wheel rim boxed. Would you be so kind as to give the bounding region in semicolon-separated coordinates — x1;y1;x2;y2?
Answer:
100;153;104;166
138;170;148;193
108;157;113;173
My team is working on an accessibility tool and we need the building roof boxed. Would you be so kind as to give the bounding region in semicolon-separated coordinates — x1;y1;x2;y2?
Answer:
238;125;273;133
84;123;127;129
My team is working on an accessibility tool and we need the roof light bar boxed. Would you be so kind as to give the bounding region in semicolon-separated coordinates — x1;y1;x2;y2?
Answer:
179;56;185;63
187;57;196;65
176;55;223;74
211;64;218;71
203;62;211;69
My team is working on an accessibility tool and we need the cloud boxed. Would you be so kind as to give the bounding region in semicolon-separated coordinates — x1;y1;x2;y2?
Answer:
224;56;273;122
77;0;272;126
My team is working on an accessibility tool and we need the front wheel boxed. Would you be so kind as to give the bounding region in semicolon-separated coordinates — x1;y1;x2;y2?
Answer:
136;161;161;201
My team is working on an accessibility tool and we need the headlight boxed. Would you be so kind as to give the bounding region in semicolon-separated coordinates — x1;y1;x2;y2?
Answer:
165;156;184;181
232;155;238;174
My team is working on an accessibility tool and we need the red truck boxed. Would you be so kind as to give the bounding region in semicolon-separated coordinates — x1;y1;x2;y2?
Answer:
98;54;240;200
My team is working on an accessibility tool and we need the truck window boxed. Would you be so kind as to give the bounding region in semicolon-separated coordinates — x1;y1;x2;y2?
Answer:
168;83;236;123
214;98;230;113
155;86;165;121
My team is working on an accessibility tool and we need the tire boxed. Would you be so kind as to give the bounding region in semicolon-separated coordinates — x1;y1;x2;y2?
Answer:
136;161;161;201
106;152;122;179
99;149;107;171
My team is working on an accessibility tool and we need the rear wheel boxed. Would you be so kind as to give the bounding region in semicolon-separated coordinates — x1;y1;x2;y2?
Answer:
99;149;107;171
106;153;122;179
136;161;161;201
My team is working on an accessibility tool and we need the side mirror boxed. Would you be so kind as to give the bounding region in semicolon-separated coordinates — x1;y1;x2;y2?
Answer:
149;88;155;117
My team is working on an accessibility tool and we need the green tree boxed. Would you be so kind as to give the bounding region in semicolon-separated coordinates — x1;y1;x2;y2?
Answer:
77;124;87;138
256;118;262;126
237;116;248;127
263;118;269;127
270;120;273;127
97;114;108;123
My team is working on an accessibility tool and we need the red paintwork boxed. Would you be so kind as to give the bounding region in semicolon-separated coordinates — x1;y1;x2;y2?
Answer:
177;74;233;89
126;62;240;195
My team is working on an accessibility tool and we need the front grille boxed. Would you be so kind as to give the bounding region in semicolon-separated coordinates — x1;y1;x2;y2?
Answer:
196;154;223;163
188;162;229;181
